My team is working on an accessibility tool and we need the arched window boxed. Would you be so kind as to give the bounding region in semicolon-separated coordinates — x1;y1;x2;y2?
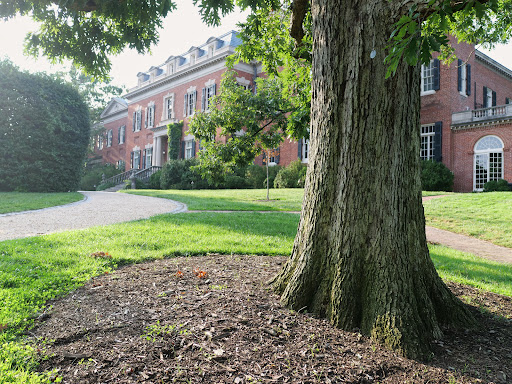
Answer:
474;135;504;191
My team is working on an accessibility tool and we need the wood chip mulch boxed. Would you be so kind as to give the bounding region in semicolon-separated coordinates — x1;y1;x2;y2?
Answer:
31;255;512;383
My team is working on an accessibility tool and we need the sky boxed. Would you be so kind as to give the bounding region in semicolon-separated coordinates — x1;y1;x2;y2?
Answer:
0;0;249;88
1;5;512;90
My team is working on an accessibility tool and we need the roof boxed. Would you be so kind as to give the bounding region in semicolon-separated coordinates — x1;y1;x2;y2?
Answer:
475;50;512;79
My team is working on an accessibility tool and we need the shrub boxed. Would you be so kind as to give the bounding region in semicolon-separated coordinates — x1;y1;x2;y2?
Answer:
274;160;307;188
421;160;454;192
124;178;148;190
96;181;115;191
160;159;209;190
483;179;511;192
0;60;90;192
80;163;124;190
148;170;162;189
246;165;267;189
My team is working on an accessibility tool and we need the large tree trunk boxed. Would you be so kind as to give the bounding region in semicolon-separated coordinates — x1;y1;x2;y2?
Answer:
272;0;476;358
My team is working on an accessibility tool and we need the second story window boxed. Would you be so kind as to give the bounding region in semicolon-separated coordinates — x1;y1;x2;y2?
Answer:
184;90;197;117
106;129;113;147
133;109;142;132
97;135;103;150
202;83;216;111
145;104;155;128
421;59;440;95
483;86;497;108
457;59;471;96
118;125;126;144
165;95;174;120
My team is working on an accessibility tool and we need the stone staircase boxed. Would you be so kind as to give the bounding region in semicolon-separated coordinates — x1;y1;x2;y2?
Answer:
100;166;162;192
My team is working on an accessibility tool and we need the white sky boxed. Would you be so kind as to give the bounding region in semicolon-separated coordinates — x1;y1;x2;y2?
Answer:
1;5;511;90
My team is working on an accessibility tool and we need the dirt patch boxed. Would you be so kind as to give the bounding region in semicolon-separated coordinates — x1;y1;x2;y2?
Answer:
31;255;511;383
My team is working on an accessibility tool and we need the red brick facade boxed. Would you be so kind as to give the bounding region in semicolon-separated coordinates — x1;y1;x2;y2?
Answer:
97;33;512;192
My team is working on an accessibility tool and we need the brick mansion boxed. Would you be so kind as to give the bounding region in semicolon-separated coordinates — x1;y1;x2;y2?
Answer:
96;31;512;192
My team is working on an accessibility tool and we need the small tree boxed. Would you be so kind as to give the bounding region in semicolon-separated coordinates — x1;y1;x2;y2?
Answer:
189;70;295;195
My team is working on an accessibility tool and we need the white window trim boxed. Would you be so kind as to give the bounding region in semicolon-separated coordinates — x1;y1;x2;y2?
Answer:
420;60;437;96
161;92;175;121
236;76;251;90
147;102;155;129
106;129;113;147
186;86;197;117
473;135;504;191
420;124;436;161
185;140;194;159
119;125;126;145
459;62;467;97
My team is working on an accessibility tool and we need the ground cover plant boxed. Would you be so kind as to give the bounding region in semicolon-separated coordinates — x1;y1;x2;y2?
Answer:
0;192;84;214
423;192;512;248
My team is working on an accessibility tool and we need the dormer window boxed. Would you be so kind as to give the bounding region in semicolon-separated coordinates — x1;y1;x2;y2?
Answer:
190;54;196;65
169;64;174;74
208;46;214;57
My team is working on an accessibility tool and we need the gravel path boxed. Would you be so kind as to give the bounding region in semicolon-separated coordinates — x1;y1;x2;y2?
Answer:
1;192;510;264
0;191;185;241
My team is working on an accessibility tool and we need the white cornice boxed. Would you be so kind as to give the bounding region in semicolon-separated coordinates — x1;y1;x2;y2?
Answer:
475;50;512;80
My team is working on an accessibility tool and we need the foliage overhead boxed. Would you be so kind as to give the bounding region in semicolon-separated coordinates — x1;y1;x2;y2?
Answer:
0;60;90;192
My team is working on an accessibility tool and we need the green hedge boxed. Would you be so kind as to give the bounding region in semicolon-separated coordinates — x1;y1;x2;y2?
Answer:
0;61;90;192
421;160;454;192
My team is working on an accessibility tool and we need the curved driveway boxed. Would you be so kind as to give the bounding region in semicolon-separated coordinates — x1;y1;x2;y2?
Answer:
0;191;186;241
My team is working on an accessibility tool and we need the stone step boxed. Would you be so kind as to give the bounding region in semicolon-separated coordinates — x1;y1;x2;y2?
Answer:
102;183;126;192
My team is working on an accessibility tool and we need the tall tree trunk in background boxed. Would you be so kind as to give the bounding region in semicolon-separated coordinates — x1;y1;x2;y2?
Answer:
272;0;476;358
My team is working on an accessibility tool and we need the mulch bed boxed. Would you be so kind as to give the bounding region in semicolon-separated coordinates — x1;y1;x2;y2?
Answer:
31;255;511;383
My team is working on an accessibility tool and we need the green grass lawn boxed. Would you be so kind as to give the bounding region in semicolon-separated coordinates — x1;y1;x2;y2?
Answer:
123;188;305;211
0;192;84;214
2;190;512;382
423;192;512;248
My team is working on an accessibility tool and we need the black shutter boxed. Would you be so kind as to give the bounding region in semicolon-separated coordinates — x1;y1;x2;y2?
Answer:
457;59;462;92
118;127;121;144
144;107;148;128
492;91;497;106
433;59;440;91
483;86;488;108
193;141;197;157
433;121;442;162
298;139;303;160
142;149;146;169
181;141;185;159
132;112;136;131
466;64;471;96
130;152;134;168
201;88;206;111
213;83;216;95
275;148;280;164
194;90;197;112
506;97;511;105
184;94;188;116
262;152;267;165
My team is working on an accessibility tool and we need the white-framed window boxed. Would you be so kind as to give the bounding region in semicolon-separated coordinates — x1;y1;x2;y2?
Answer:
133;108;142;132
116;160;125;170
301;139;309;163
142;147;153;168
145;103;155;128
202;81;216;111
263;148;280;165
185;140;194;159
106;129;113;147
168;63;174;75
190;54;196;65
208;45;214;57
164;94;174;120
132;150;141;170
97;135;104;150
420;124;436;160
474;135;504;191
184;88;197;117
118;125;125;145
457;59;471;96
421;59;439;95
483;86;496;108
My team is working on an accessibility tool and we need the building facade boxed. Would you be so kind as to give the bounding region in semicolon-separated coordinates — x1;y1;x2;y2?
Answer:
97;33;512;192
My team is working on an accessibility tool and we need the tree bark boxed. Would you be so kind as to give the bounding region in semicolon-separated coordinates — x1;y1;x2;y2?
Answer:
272;0;476;358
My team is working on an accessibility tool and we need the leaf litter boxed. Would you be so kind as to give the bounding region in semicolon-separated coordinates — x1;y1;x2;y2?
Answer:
31;255;511;383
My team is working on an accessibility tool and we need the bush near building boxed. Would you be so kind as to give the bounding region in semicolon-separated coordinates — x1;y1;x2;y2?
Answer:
0;61;90;192
421;160;454;192
274;160;307;188
483;179;511;192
